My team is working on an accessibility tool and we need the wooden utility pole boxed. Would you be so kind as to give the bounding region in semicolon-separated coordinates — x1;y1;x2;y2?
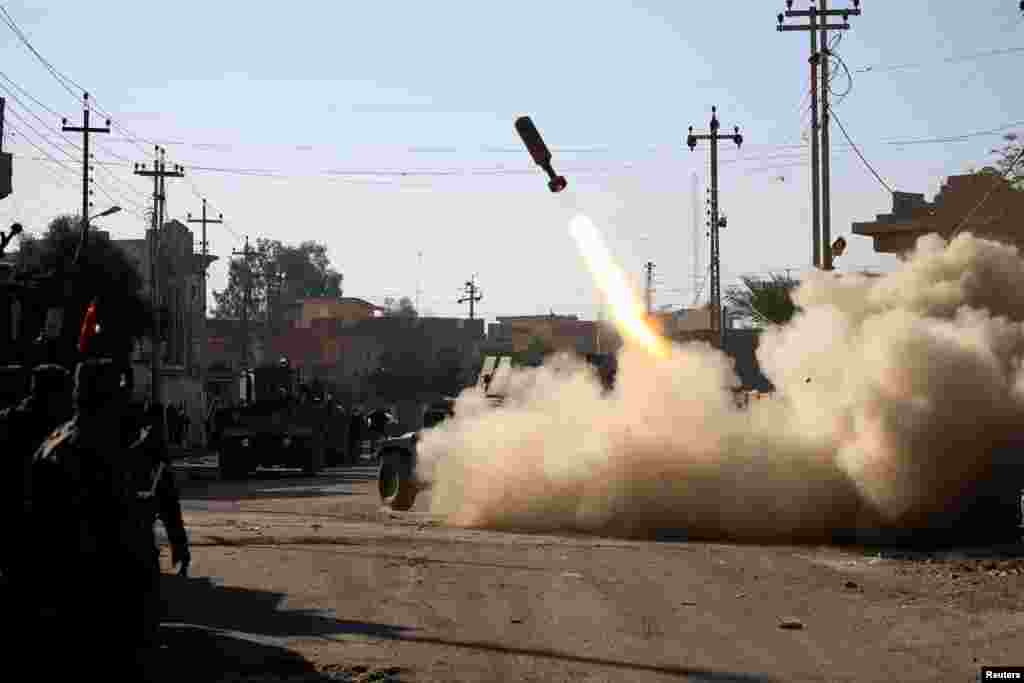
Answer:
62;92;110;264
232;237;259;370
134;145;185;406
644;261;655;315
778;1;861;269
687;106;743;349
458;276;482;320
188;198;222;440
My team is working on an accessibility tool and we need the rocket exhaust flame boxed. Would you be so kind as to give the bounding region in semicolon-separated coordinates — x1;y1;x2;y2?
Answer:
417;230;1024;544
568;214;668;359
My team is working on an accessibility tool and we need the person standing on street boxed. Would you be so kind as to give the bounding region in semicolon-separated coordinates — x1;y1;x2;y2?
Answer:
0;364;73;584
26;358;149;672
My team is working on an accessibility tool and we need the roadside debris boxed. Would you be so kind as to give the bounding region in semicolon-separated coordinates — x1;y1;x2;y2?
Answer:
779;618;804;630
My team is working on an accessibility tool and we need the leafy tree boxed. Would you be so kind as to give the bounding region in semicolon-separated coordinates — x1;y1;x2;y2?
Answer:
17;215;153;344
988;133;1024;188
724;273;800;328
212;238;343;320
381;296;418;318
512;335;555;367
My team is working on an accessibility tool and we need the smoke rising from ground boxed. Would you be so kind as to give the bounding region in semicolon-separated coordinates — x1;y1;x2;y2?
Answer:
416;230;1024;543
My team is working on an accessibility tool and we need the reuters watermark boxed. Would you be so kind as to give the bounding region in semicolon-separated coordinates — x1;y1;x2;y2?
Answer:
982;668;1024;680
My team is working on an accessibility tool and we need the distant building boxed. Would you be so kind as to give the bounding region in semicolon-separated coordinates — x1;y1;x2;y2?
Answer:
286;296;385;328
853;172;1024;255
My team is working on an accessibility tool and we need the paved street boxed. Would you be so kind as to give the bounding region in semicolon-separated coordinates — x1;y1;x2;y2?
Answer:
146;462;1024;682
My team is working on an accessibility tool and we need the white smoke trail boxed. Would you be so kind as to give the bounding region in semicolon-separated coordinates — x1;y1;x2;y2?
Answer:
416;229;1024;543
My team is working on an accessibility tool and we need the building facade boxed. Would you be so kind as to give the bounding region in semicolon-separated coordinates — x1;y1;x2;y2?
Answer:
852;173;1024;255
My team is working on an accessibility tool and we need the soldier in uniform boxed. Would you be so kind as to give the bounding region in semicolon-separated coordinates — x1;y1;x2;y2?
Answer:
26;358;154;672
0;364;72;583
131;400;191;576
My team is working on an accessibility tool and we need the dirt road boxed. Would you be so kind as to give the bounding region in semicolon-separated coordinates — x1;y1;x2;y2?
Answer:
153;463;1024;682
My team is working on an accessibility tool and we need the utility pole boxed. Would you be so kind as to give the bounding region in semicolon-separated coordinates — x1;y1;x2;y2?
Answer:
458;276;482;320
691;172;701;306
687;106;743;349
416;250;423;313
134;145;185;406
644;261;655;315
1;97;12;202
778;1;860;269
62;92;110;264
232;237;259;371
818;0;862;270
188;198;222;441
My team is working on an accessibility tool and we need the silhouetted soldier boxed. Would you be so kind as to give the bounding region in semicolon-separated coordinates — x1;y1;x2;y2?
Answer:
132;401;191;576
26;358;152;671
348;409;364;464
0;364;72;583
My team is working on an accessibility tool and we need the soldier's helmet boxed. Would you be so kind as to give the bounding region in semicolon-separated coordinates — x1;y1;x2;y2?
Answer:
73;357;126;410
31;363;72;396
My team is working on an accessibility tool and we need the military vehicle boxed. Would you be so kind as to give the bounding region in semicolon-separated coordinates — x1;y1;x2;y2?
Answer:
213;361;335;479
377;353;617;510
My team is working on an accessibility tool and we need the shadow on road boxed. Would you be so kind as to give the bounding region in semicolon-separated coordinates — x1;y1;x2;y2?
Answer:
141;625;340;682
178;466;378;502
160;574;775;682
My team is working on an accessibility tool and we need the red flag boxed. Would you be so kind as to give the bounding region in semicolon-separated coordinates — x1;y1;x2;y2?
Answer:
78;299;99;353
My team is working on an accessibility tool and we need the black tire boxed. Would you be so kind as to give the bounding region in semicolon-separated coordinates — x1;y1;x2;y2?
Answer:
300;435;325;476
379;453;417;510
219;446;249;480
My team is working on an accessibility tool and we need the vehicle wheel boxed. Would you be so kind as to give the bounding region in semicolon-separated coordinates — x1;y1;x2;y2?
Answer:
301;438;325;476
379;454;417;510
219;447;248;480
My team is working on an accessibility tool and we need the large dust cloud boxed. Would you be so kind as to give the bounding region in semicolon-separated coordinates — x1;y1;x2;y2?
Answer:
416;230;1024;543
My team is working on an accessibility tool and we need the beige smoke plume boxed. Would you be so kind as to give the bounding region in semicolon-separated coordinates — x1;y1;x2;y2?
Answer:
416;229;1024;543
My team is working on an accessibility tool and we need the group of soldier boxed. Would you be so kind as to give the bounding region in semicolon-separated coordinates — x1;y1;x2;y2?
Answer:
1;356;192;672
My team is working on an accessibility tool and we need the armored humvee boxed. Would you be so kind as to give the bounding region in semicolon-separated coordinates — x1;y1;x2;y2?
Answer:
377;353;617;510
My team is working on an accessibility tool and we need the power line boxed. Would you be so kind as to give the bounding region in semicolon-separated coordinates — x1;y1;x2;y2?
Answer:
0;6;83;104
854;45;1024;74
2;99;77;162
827;105;894;194
950;144;1024;239
0;70;150;203
885;120;1024;146
3;120;78;188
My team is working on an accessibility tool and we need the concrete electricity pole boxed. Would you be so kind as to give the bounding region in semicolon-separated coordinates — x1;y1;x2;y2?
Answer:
62;93;110;264
778;1;861;269
644;261;655;315
458;276;482;320
818;0;862;270
188;198;223;437
687;106;743;349
232;236;259;371
134;145;185;406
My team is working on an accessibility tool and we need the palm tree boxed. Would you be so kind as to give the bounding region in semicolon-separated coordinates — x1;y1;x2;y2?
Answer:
724;273;800;327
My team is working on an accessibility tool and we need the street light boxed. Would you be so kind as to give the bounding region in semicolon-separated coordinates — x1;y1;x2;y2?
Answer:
74;205;122;266
90;205;122;220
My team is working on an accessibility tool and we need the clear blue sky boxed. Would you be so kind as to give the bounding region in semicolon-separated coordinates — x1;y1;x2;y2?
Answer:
2;1;1022;321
